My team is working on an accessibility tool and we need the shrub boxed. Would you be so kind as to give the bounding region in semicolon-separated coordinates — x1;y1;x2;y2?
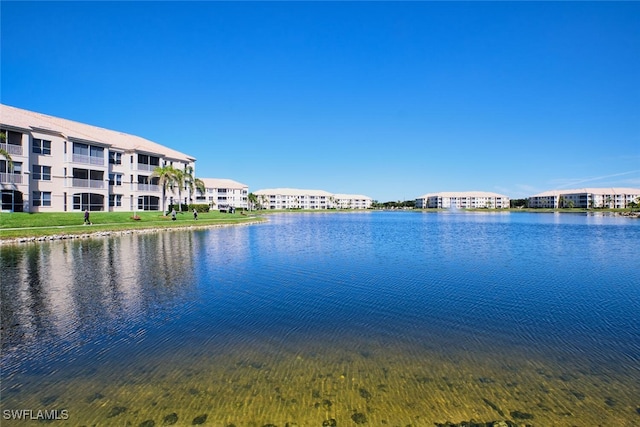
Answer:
188;204;210;213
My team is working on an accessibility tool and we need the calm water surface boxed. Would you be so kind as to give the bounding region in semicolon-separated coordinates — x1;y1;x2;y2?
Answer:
1;212;639;426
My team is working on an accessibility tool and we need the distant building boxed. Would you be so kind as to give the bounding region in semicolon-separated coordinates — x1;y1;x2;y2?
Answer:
253;188;372;210
333;193;373;209
415;191;510;209
198;178;248;210
1;104;195;212
528;188;640;209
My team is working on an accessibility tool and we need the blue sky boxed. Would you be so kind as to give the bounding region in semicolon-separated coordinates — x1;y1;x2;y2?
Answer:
2;1;639;202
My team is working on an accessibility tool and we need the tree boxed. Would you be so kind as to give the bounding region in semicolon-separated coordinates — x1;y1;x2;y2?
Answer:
248;193;258;211
0;131;12;170
173;168;185;211
152;165;177;214
194;178;205;202
183;166;205;206
510;199;528;208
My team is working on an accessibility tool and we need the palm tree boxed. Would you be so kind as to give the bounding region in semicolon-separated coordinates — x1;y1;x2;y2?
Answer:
329;195;336;209
248;193;258;211
183;166;206;206
193;178;205;203
173;168;185;211
0;131;12;170
152;165;177;214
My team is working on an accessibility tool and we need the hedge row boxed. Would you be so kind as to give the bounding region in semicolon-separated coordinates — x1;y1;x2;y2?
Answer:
168;204;210;213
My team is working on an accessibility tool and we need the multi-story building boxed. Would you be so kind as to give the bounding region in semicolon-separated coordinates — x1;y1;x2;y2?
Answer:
416;191;510;209
333;193;373;209
529;188;640;209
253;188;372;210
1;104;195;212
197;178;248;210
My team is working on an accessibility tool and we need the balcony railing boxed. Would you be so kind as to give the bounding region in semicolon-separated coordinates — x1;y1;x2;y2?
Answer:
0;143;23;156
72;178;105;188
137;183;160;192
137;163;158;172
72;154;104;166
0;173;22;184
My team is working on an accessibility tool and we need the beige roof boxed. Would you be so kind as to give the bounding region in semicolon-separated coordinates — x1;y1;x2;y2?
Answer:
0;104;194;162
417;191;509;199
333;193;372;200
531;188;640;197
200;178;247;189
254;188;334;197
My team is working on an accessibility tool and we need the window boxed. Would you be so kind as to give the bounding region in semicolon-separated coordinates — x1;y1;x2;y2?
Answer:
108;173;122;186
138;195;159;211
73;193;104;211
32;139;52;155
109;151;122;165
73;142;89;156
109;194;122;207
32;165;52;181
32;191;51;207
0;161;22;177
90;145;104;158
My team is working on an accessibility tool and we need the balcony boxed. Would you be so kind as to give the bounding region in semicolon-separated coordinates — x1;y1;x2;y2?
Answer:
72;154;104;166
137;163;157;172
0;143;23;156
137;183;160;192
0;173;22;184
72;178;105;189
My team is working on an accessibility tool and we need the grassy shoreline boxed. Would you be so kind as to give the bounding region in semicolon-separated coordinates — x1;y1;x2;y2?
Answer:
0;210;266;242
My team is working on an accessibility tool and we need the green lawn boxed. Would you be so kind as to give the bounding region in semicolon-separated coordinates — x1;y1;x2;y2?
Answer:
0;210;265;240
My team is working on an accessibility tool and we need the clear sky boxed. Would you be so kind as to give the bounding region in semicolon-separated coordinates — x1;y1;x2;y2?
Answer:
2;1;639;202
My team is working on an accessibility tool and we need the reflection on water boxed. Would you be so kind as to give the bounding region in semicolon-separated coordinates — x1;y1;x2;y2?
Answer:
1;212;639;426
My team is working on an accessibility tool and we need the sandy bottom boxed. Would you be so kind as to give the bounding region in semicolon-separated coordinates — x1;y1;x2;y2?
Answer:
2;334;638;427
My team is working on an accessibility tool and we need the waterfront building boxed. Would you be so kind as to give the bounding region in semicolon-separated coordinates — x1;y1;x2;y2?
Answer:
197;178;249;210
333;193;373;209
528;188;640;209
415;191;510;209
0;104;195;212
253;188;372;210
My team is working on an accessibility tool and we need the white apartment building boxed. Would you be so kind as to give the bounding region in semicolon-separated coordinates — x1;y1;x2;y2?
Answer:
529;188;640;209
1;104;195;212
197;178;248;210
416;191;510;209
333;193;373;209
253;188;372;210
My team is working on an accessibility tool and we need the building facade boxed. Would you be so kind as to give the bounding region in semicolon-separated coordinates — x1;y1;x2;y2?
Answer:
528;188;640;209
197;178;249;210
253;188;372;210
416;191;510;209
333;193;373;209
1;104;195;213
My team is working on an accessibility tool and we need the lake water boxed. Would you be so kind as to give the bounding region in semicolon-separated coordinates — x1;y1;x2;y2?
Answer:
1;211;639;426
